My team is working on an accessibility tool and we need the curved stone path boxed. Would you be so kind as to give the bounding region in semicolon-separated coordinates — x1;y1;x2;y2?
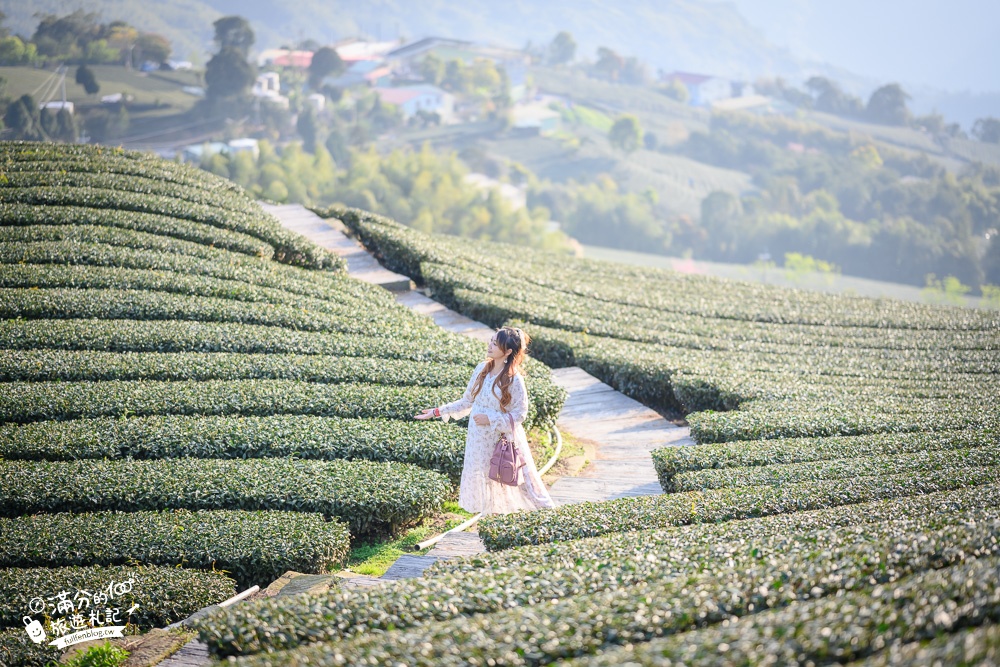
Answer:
264;204;695;582
156;204;696;665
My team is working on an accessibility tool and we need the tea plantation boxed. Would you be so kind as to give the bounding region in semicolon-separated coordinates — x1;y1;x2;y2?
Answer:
0;143;567;666
185;207;1000;665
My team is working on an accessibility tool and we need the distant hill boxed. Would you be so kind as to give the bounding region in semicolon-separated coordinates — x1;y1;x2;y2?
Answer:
3;0;994;127
0;0;827;81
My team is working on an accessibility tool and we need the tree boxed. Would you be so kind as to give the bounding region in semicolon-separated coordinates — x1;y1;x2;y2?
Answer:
805;76;863;116
866;83;911;126
470;58;501;90
700;190;743;256
621;57;648;85
106;22;138;66
594;47;623;81
135;32;171;64
419;53;444;85
297;106;320;153
10;99;45;140
0;36;31;65
205;47;255;100
325;127;349;165
608;114;642;152
55;107;78;142
75;65;100;95
972;117;1000;144
40;107;77;143
32;10;102;58
659;78;689;104
212;16;254;58
548;31;576;65
4;94;45;140
443;60;468;92
308;46;345;88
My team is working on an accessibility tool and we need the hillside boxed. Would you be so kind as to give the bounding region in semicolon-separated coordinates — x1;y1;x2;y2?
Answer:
0;0;812;81
0;141;566;665
183;207;1000;665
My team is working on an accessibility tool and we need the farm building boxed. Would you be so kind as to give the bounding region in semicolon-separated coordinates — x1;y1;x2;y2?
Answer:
373;85;454;122
320;60;392;89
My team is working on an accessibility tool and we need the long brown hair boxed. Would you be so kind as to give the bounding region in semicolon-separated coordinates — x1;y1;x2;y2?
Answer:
470;326;530;413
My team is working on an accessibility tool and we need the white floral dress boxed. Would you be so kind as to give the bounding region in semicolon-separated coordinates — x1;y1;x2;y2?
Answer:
437;361;556;515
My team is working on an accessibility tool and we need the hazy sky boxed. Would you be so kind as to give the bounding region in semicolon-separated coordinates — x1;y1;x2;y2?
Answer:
724;0;998;93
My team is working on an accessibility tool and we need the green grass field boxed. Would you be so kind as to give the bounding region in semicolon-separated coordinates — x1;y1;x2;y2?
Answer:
0;65;201;117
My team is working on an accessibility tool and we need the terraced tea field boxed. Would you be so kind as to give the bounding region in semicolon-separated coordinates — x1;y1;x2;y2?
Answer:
181;205;1000;665
0;142;568;666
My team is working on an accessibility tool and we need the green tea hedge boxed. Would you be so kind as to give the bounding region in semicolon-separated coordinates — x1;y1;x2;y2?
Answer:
478;465;1000;550
0;318;475;363
217;513;1000;665
0;379;459;423
0;350;470;387
0;185;338;271
1;458;452;536
670;441;1000;492
652;428;998;492
0;414;466;482
196;484;1000;658
0;509;350;590
0;628;62;667
0;287;386;334
574;556;1000;666
0;564;236;630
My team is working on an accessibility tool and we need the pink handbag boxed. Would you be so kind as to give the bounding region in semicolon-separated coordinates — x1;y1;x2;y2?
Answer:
489;414;526;486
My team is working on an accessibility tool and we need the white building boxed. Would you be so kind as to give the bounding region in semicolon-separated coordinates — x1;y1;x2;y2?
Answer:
305;93;326;112
253;72;280;97
40;101;74;114
227;138;260;160
373;85;454;122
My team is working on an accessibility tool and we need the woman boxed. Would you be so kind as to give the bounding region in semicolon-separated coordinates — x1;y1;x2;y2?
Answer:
415;326;556;515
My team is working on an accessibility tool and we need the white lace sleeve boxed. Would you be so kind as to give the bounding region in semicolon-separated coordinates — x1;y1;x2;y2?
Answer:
437;362;483;423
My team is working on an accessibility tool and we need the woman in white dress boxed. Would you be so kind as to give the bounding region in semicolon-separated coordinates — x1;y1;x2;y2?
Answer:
414;326;556;515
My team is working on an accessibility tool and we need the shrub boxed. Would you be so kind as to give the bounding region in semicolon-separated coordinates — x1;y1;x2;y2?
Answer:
652;428;998;491
0;414;467;482
1;457;453;536
194;484;1000;658
0;509;351;590
0;564;235;630
477;465;1000;550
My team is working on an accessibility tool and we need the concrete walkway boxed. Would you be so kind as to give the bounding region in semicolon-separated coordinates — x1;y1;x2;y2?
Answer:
265;204;695;583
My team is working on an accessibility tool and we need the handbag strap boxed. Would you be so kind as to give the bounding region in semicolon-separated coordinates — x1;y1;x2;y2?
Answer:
506;413;515;432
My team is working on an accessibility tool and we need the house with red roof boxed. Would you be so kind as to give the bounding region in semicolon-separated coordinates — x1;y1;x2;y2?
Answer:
257;49;314;69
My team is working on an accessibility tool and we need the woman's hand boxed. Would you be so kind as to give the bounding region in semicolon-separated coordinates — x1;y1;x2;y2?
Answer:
414;408;437;420
472;414;490;426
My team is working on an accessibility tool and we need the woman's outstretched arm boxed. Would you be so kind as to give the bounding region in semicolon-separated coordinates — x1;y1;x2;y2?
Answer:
436;362;482;423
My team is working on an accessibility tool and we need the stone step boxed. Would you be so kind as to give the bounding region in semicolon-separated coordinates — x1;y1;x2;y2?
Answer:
426;531;486;558
157;638;210;667
380;555;447;580
338;574;386;590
